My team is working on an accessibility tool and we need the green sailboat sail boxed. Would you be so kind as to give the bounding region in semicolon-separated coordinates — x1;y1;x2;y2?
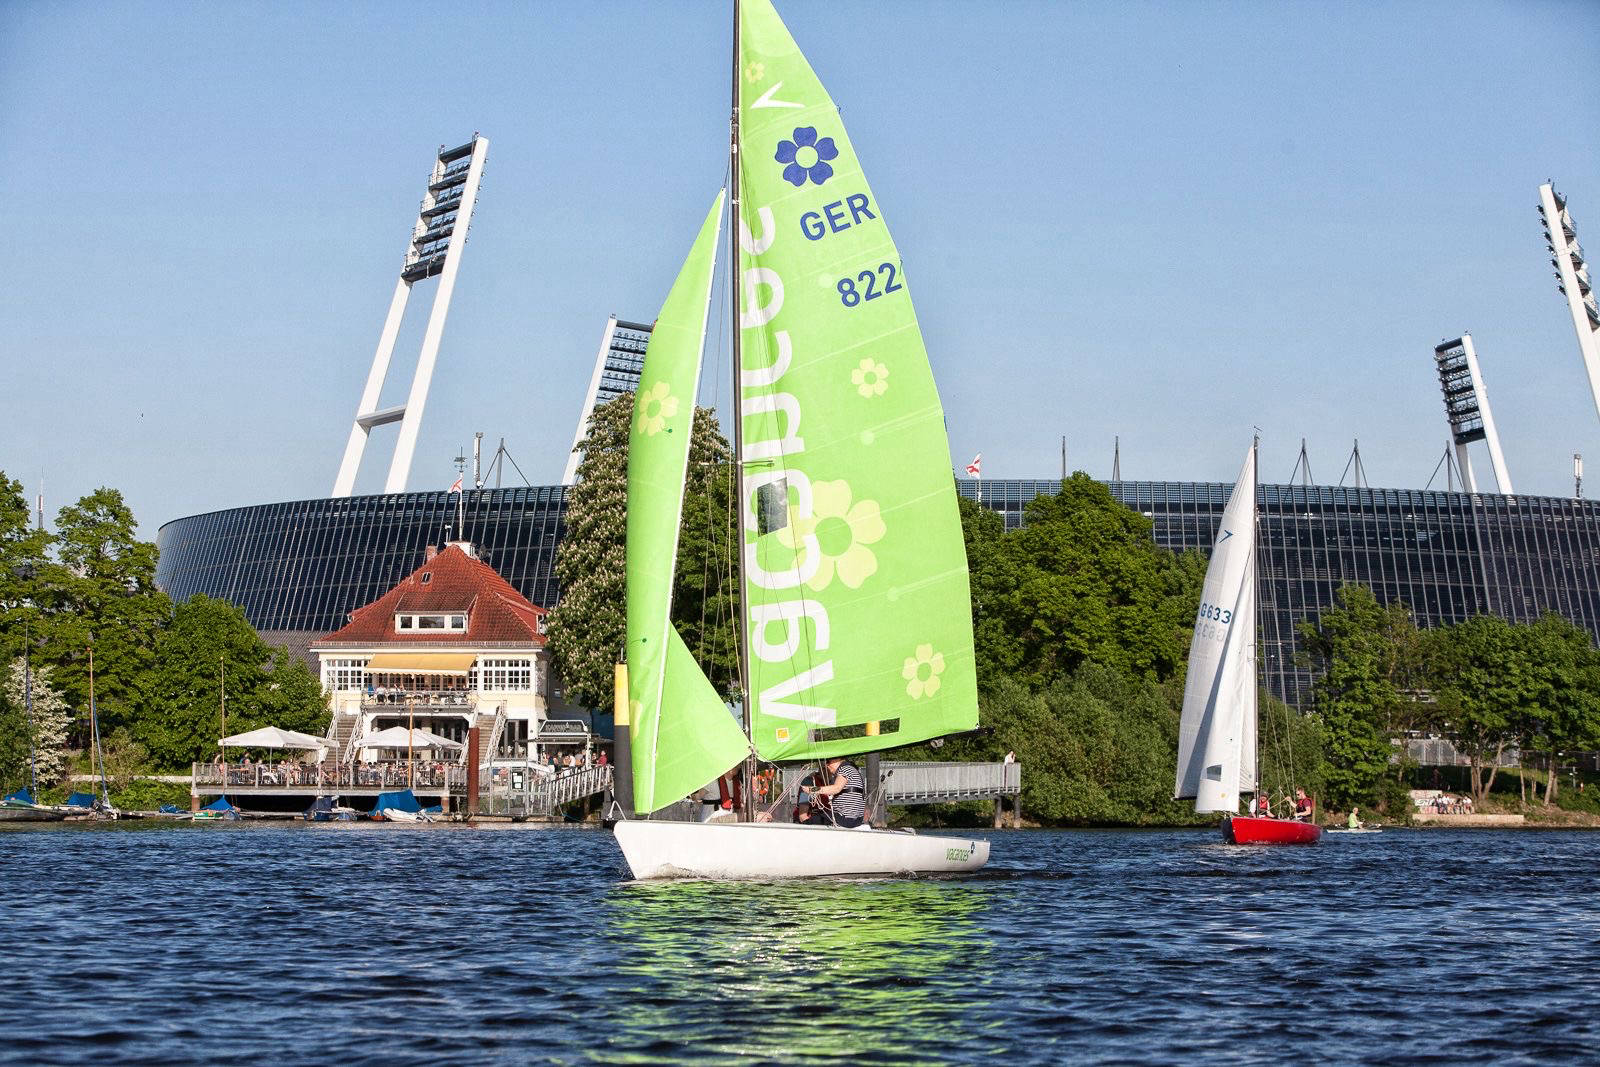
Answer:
626;192;750;813
735;0;978;761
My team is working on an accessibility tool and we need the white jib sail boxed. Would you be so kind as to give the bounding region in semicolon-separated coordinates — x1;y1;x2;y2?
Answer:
1174;445;1258;813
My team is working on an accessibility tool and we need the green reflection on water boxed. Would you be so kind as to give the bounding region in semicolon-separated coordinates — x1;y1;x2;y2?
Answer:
600;878;1004;1062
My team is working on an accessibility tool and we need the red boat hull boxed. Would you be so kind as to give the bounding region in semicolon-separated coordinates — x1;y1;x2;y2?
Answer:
1224;815;1322;845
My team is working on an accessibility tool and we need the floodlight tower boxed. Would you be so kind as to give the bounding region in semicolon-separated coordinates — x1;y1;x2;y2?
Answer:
1539;183;1600;427
332;135;489;497
562;316;653;484
1434;334;1514;494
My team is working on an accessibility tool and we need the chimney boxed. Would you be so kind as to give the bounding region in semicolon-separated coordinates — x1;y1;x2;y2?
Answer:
424;545;439;561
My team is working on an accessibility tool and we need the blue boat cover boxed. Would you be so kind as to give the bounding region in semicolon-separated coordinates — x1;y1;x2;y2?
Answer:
201;796;237;812
67;792;96;807
158;803;182;814
4;788;35;805
306;796;336;815
370;789;422;815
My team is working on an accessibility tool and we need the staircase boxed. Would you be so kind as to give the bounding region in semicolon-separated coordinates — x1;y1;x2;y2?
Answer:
325;712;361;763
468;707;507;768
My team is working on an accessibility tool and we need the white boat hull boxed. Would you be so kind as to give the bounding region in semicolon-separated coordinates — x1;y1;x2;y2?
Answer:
613;819;989;880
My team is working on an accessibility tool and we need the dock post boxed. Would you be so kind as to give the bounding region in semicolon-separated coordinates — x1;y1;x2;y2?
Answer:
612;663;633;817
993;797;1003;828
466;726;480;817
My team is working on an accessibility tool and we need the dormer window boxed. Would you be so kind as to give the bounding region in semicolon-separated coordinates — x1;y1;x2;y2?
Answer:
420;572;433;585
395;613;468;632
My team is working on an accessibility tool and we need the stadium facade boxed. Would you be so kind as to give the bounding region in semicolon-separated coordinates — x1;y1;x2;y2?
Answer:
156;479;1600;710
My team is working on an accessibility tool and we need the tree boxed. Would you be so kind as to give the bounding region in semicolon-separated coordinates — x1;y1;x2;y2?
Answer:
1297;584;1425;809
1426;615;1541;804
1499;614;1600;806
671;413;741;696
34;488;171;736
1;661;71;789
138;595;276;768
0;471;52;666
254;647;332;738
547;395;632;709
965;474;1204;690
547;393;740;708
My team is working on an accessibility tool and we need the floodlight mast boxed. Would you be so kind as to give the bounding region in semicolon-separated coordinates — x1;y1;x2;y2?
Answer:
1539;183;1600;428
1433;334;1514;495
332;135;490;497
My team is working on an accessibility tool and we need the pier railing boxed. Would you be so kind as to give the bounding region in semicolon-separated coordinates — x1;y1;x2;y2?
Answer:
880;761;1022;804
192;761;466;794
482;765;612;817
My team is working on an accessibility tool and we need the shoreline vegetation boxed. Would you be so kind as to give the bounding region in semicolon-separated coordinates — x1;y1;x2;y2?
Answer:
5;456;1599;829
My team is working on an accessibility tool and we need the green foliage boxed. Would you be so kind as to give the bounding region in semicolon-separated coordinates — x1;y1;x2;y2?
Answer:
548;393;741;708
0;473;52;665
3;661;72;787
1297;584;1424;808
672;412;741;696
962;474;1203;689
967;665;1204;826
0;677;27;790
33;487;172;737
1257;690;1326;808
111;777;189;812
137;595;325;769
548;393;633;708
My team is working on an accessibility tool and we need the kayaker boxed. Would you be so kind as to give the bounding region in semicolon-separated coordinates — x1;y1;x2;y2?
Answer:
812;755;868;828
1347;806;1361;830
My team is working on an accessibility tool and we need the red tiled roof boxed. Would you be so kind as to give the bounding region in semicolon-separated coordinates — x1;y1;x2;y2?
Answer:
311;544;547;647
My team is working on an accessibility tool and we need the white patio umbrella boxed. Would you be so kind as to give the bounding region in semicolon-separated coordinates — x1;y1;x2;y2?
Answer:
350;726;463;751
217;726;332;752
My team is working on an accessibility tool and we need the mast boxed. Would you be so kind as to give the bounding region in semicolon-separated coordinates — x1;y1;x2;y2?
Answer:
89;646;109;806
1251;433;1260;798
23;615;36;797
729;0;756;822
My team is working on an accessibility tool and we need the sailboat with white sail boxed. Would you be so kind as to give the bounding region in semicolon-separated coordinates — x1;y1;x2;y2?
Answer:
1173;442;1319;845
611;0;989;879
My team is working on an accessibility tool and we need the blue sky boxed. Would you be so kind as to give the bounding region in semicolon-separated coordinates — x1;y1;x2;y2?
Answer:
2;0;1597;535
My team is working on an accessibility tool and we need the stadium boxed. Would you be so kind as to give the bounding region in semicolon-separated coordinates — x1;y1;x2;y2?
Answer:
154;147;1600;711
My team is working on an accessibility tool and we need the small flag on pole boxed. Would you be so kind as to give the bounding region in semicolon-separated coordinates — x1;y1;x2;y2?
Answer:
964;453;982;478
448;473;464;494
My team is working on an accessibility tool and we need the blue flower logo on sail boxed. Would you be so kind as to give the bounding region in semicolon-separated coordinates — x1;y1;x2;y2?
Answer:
775;127;838;188
636;381;679;437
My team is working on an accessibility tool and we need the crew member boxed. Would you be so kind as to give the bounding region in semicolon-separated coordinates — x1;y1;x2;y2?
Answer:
812;755;868;829
1292;787;1313;821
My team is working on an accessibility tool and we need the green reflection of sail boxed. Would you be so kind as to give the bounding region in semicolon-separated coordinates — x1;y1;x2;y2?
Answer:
736;0;978;761
626;192;751;814
603;879;991;1061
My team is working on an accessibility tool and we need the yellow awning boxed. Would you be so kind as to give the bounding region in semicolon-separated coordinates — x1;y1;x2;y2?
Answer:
363;653;477;675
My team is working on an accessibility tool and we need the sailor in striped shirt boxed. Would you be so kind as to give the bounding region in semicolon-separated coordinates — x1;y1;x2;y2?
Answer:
814;755;868;828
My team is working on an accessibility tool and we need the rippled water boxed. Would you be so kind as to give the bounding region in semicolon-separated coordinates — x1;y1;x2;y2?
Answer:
2;824;1596;1064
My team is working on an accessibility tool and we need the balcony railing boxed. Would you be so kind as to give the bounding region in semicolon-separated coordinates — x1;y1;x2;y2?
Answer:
192;761;466;793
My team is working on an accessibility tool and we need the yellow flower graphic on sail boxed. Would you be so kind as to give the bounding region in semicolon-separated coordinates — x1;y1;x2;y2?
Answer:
744;61;766;82
902;644;946;699
636;381;679;437
851;358;889;398
776;479;885;590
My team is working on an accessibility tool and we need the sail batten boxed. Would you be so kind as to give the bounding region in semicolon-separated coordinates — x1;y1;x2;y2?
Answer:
1175;446;1259;813
626;192;750;814
734;0;978;762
